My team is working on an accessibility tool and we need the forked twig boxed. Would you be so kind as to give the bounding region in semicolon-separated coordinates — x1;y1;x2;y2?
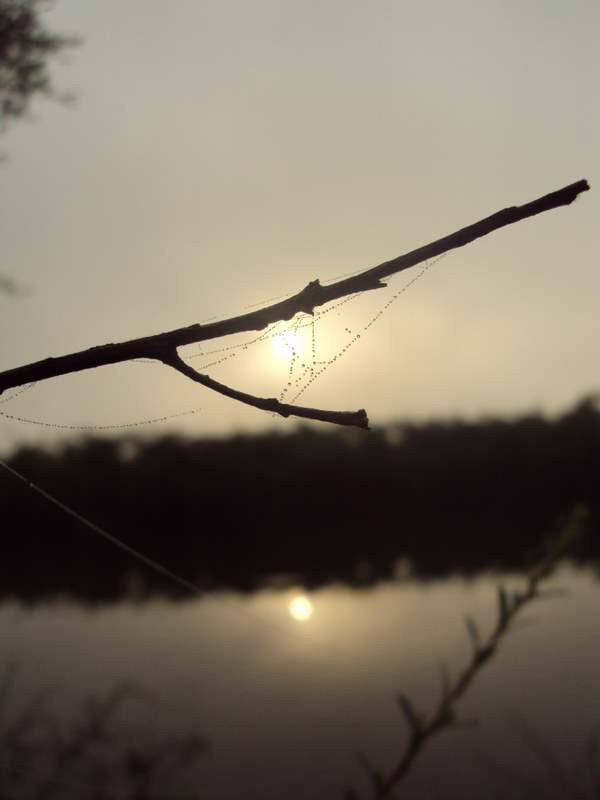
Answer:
0;181;589;428
347;506;587;800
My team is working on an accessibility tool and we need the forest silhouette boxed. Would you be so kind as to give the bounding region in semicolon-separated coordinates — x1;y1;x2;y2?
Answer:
2;396;598;603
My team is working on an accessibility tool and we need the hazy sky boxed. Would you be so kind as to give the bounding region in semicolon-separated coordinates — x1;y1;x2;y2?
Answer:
1;0;598;449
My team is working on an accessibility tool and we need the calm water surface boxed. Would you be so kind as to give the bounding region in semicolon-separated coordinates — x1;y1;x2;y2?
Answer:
2;566;599;799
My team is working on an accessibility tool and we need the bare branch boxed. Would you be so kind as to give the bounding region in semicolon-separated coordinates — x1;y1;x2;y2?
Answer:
464;614;480;653
161;350;370;428
0;180;589;426
396;694;423;736
353;505;588;800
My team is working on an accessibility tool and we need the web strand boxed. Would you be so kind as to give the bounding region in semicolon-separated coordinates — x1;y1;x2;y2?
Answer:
290;254;446;402
0;406;202;431
0;457;371;673
0;256;445;431
0;382;36;404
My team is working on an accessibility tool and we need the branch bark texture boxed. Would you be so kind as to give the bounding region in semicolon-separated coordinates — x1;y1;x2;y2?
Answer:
0;180;589;428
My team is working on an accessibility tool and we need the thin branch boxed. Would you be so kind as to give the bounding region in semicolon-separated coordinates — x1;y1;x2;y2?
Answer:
351;505;588;800
0;180;589;427
161;350;369;428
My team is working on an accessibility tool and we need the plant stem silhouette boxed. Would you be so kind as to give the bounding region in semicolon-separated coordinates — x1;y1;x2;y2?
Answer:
0;672;208;799
346;506;587;800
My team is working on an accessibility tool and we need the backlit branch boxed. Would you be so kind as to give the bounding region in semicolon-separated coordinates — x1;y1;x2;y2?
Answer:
0;180;589;428
347;506;587;800
161;350;369;428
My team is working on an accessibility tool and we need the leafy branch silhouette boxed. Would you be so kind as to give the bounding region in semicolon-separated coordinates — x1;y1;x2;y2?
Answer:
0;0;77;131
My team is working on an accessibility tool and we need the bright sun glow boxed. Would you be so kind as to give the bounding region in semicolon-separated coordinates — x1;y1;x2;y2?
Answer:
288;595;313;622
272;330;302;360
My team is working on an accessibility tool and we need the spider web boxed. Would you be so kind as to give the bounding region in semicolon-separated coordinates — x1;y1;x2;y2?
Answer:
0;255;444;430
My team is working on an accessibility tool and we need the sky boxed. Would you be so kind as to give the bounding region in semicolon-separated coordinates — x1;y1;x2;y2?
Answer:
0;0;598;449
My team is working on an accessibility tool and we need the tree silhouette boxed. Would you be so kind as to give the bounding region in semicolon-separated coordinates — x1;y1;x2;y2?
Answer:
1;0;77;294
0;0;75;131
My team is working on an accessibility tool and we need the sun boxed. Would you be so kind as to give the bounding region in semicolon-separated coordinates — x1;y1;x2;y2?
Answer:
272;330;302;360
288;594;313;622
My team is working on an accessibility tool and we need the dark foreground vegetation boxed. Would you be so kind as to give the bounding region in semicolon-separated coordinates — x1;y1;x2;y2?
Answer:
1;396;598;602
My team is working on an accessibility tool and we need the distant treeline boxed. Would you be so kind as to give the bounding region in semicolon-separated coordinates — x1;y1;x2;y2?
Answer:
1;397;599;602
